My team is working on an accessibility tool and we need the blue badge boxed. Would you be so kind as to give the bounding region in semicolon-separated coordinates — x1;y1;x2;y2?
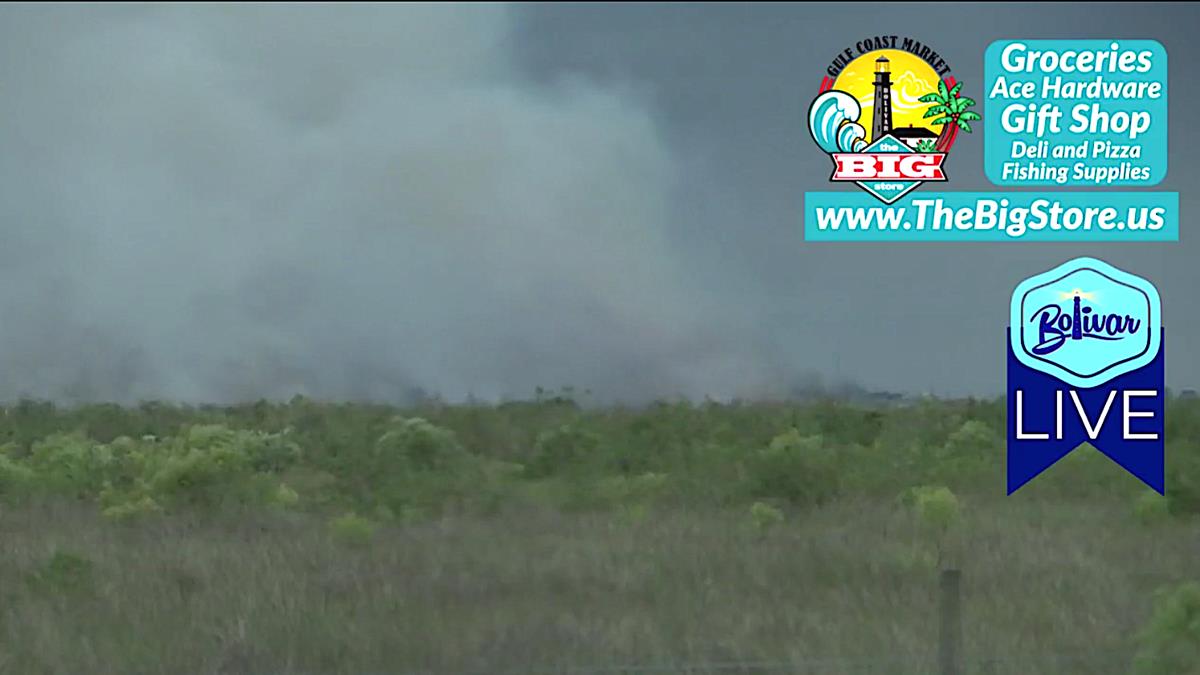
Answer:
1007;257;1164;494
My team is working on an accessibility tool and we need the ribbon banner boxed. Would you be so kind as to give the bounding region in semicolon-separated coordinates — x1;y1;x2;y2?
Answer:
1006;257;1164;494
1007;332;1164;493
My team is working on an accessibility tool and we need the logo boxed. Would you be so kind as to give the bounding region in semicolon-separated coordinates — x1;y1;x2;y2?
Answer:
809;37;979;203
1007;257;1164;494
1010;258;1161;387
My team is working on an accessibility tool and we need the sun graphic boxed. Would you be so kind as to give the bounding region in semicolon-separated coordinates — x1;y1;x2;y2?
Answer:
833;49;943;142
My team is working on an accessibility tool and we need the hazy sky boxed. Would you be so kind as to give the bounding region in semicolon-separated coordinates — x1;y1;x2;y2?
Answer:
0;3;1194;403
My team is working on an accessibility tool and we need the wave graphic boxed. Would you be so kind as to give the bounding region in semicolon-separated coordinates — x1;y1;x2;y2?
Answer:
808;90;868;153
836;122;866;153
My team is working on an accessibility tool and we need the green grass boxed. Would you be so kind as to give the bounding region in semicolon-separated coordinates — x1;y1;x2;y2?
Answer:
0;496;1194;674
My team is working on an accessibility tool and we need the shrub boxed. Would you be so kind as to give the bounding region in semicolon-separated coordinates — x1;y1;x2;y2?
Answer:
892;420;1000;490
27;433;112;498
140;425;295;510
374;417;466;473
101;495;165;523
365;418;494;516
750;501;784;533
900;486;962;568
240;430;301;473
911;486;961;532
527;424;601;478
1133;581;1200;675
278;467;340;510
184;424;300;474
271;483;301;509
148;445;256;507
744;430;840;505
942;419;999;461
184;424;238;451
0;453;35;500
329;513;376;548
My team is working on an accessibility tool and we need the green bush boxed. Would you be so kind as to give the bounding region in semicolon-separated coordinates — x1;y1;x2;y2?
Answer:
278;467;341;510
374;417;466;473
185;424;300;474
744;430;840;505
329;513;376;548
0;452;35;500
1133;581;1200;675
750;501;784;533
527;424;601;478
911;486;961;532
367;418;492;516
101;495;165;523
939;420;1000;477
899;485;962;569
148;445;256;507
140;425;296;510
27;433;112;498
271;483;301;509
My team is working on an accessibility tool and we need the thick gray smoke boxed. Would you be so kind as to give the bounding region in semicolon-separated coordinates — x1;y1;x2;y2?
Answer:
0;4;782;404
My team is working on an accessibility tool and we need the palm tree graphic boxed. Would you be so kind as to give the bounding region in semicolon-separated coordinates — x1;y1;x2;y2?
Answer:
920;80;981;152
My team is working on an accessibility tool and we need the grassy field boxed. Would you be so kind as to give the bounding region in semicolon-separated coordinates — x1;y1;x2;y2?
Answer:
0;396;1198;674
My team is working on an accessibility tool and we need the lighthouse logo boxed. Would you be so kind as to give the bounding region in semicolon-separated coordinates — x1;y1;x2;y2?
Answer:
809;38;979;204
1007;257;1165;494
